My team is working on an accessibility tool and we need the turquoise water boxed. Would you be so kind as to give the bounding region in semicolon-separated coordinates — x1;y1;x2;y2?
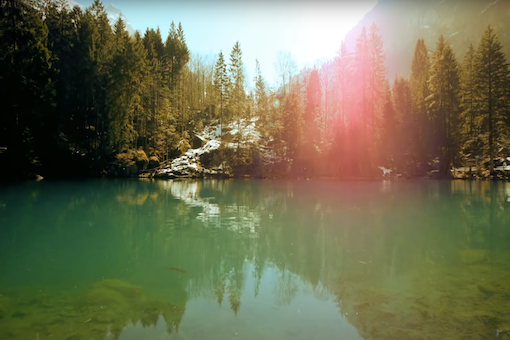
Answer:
1;179;510;340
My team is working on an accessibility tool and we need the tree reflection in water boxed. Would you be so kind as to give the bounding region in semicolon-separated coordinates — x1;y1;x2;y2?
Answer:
0;179;509;339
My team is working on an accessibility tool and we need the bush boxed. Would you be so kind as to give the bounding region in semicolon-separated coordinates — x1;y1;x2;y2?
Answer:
148;156;160;169
179;139;191;155
114;149;149;175
115;152;135;169
133;149;149;171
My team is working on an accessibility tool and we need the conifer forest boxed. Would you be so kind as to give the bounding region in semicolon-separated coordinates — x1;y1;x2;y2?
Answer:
1;0;510;180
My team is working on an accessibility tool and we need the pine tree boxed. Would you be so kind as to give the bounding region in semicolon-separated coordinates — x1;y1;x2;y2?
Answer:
427;35;461;177
228;41;246;161
128;31;148;149
355;27;369;135
0;0;52;176
335;41;352;128
305;68;322;147
473;25;510;175
380;80;396;167
89;0;114;160
142;27;170;156
254;59;269;135
409;38;431;173
282;81;304;168
353;27;371;176
367;22;386;173
214;51;229;137
107;16;132;152
333;41;353;176
392;77;413;173
459;43;480;171
164;22;189;136
228;41;245;120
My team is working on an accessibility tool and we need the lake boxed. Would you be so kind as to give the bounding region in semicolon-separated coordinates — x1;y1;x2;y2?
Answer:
1;179;510;340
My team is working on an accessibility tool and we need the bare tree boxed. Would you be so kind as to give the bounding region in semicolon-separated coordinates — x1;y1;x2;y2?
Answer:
274;50;297;94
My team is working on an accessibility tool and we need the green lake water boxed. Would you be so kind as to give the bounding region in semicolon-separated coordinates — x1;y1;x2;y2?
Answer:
1;179;510;340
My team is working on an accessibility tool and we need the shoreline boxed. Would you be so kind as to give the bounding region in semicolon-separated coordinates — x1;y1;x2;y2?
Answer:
1;172;509;182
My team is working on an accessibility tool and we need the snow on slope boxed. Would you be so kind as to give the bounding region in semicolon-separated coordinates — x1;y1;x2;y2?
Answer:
104;4;135;35
156;117;263;178
64;1;135;35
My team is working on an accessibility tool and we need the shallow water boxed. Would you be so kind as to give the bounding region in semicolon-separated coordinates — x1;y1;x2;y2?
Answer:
1;179;510;340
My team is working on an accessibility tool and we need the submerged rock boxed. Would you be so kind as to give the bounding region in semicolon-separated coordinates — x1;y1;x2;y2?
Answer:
85;279;142;307
459;249;488;265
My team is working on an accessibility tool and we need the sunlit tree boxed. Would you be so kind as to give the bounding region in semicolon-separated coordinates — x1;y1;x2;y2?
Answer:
473;26;510;175
410;38;431;172
214;51;230;137
427;35;461;177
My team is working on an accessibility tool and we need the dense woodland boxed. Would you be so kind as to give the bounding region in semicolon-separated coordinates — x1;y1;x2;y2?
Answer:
1;0;510;179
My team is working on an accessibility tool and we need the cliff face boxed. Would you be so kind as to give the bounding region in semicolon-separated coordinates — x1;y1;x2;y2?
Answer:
344;0;510;79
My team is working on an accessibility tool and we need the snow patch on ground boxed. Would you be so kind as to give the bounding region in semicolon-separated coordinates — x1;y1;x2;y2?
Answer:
156;117;261;178
202;117;261;145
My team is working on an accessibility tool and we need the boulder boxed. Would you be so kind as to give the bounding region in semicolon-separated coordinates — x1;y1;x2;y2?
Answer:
192;134;208;149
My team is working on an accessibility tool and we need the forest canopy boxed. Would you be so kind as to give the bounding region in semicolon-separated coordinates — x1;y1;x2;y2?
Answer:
1;0;509;179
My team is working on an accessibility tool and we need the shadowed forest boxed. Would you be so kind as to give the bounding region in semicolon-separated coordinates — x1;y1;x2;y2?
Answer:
1;0;510;179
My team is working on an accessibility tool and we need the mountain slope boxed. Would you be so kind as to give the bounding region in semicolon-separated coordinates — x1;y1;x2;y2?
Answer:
65;1;135;35
104;4;135;35
345;0;510;79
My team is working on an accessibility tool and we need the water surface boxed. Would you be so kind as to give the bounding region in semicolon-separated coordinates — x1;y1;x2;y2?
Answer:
1;179;510;340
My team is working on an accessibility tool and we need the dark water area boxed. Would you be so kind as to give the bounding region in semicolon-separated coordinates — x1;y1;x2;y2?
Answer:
1;179;510;340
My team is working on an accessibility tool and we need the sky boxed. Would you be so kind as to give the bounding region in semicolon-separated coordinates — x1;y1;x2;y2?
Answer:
77;0;378;88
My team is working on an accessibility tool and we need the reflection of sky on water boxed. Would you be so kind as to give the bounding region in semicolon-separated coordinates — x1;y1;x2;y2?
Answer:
118;263;363;340
3;179;510;340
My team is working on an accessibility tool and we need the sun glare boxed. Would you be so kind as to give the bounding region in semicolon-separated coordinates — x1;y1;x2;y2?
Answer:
292;3;377;68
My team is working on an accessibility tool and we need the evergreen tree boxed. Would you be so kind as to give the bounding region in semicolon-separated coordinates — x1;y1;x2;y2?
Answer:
300;68;322;175
392;77;413;173
164;21;189;136
319;61;334;141
142;27;177;158
305;68;322;147
107;16;133;152
473;25;510;175
355;27;369;134
228;41;245;120
214;51;229;137
380;80;396;167
282;81;304;168
427;35;461;177
0;0;52;176
333;41;353;176
335;41;352;128
228;41;247;161
459;43;480;171
89;0;114;159
353;27;371;176
409;38;431;173
128;31;148;149
254;59;269;135
368;22;386;170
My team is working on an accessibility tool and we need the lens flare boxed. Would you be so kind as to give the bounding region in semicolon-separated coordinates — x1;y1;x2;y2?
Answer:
273;99;280;109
